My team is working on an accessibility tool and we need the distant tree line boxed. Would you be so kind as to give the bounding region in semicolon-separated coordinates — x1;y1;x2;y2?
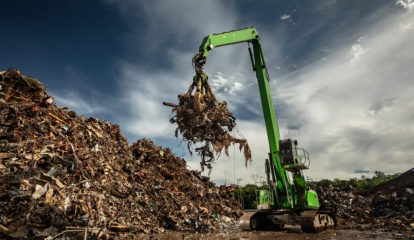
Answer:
308;171;401;189
231;171;401;209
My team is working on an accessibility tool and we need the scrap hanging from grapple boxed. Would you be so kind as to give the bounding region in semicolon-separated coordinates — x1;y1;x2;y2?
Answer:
164;94;252;174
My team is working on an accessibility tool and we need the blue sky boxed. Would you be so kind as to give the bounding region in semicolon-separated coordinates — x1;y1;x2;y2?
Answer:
1;0;414;185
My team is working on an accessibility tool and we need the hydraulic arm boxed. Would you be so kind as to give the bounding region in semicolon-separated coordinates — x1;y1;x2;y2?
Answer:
194;27;336;232
195;27;295;208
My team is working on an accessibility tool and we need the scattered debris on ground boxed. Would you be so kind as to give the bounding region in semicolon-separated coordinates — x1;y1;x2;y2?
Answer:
318;186;414;233
163;94;252;175
0;69;242;239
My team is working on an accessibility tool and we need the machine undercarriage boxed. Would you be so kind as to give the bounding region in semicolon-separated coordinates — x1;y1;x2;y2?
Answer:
239;210;336;233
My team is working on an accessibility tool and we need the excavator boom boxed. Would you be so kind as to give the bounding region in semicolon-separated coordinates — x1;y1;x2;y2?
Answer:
194;27;336;232
196;27;292;208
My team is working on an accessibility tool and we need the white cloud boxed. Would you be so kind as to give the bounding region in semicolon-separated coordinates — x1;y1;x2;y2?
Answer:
399;22;414;32
358;35;367;42
229;82;245;95
210;72;229;90
349;44;367;63
52;92;108;116
396;0;414;12
114;61;189;138
281;14;291;20
396;0;414;33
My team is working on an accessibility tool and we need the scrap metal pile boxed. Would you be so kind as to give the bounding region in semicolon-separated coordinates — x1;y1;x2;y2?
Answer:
0;69;242;239
318;186;414;233
166;94;252;174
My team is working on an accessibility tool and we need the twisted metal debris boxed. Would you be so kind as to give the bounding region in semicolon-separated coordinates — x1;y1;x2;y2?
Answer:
0;69;242;239
318;186;414;233
166;94;252;174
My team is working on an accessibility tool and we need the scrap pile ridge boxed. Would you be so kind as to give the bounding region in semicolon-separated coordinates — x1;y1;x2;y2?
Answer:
318;186;414;233
0;69;242;239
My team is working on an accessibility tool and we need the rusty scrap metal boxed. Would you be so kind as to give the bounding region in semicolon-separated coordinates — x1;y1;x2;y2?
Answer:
165;94;252;174
318;186;414;232
162;102;177;108
0;68;242;239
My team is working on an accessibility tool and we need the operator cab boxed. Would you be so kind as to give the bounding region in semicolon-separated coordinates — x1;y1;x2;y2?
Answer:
279;139;310;172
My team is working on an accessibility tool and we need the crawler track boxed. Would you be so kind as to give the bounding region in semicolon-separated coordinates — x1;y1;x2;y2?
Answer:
300;211;336;233
239;211;258;230
240;210;336;233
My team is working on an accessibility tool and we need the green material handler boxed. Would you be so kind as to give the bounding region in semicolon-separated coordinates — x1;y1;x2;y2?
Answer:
194;27;336;232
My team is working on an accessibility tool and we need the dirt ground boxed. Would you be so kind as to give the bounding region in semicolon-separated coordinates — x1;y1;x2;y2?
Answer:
128;225;412;240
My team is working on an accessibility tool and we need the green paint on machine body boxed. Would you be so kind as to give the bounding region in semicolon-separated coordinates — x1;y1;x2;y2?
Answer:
307;190;320;208
198;27;320;211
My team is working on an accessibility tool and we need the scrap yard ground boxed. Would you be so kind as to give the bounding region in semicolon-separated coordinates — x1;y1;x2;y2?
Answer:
141;228;401;240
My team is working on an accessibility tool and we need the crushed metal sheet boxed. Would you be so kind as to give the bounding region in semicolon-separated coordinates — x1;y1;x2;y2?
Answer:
32;183;48;199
